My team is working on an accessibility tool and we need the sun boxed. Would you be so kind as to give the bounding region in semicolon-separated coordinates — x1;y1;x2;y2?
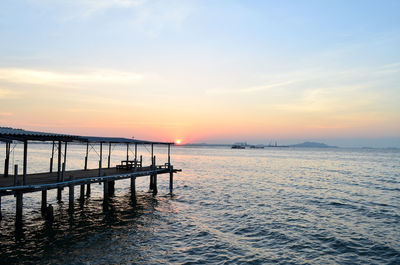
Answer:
175;139;182;145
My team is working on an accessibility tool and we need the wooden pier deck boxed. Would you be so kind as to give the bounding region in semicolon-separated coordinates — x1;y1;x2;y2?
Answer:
0;165;176;193
0;166;164;187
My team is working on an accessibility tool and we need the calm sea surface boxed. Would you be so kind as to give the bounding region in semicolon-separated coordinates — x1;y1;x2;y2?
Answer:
0;144;399;264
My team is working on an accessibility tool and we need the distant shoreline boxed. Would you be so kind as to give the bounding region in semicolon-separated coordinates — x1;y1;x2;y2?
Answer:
180;143;400;150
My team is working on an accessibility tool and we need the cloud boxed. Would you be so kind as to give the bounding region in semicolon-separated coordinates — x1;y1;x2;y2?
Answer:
29;0;193;37
206;61;400;97
0;68;144;87
206;80;296;95
30;0;146;15
0;88;23;99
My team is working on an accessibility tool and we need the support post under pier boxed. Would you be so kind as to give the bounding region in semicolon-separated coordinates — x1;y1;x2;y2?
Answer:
69;182;74;213
103;180;109;200
14;165;18;186
80;184;85;202
86;183;91;196
153;174;158;195
41;189;47;213
130;177;136;198
108;143;111;169
152;156;157;195
50;141;55;173
4;142;10;178
23;140;27;185
149;155;155;190
98;160;102;177
16;191;23;223
57;188;62;202
108;180;115;196
169;165;174;194
84;142;89;171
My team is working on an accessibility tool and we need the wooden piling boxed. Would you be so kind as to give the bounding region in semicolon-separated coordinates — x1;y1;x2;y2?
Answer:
149;155;154;190
69;181;74;212
126;143;129;162
134;143;137;171
80;184;85;201
57;188;62;201
61;162;65;182
109;180;115;196
63;142;67;170
57;160;64;201
49;157;53;173
153;156;158;195
62;142;68;203
57;141;61;181
0;195;2;220
41;189;47;213
99;143;103;175
108;143;111;168
23;140;27;185
98;160;102;177
46;204;54;222
50;141;55;173
169;165;174;194
168;143;171;166
4;142;10;178
153;175;158;195
13;165;18;186
130;176;136;197
16;191;23;222
84;142;89;170
86;183;91;196
103;180;109;199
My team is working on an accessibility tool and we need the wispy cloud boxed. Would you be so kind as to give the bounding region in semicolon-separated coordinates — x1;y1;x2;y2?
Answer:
30;0;193;37
30;0;146;17
0;68;144;87
0;88;23;99
206;80;296;95
207;61;400;97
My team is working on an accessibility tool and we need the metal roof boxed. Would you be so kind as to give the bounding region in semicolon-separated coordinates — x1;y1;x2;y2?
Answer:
79;136;172;145
0;127;172;145
0;127;77;142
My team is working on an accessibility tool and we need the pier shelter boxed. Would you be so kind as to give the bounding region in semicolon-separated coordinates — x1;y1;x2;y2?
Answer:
0;127;180;223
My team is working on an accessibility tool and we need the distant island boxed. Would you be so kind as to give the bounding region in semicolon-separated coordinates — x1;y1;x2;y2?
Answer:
289;142;338;148
182;141;338;148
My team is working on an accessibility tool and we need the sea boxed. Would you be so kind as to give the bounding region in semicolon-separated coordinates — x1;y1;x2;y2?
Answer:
0;144;399;264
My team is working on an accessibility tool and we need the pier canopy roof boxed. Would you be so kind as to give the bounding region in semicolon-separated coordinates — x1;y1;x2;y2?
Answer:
80;136;173;145
0;127;76;142
0;127;173;145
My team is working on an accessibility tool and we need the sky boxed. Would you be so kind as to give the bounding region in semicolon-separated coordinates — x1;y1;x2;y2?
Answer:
0;0;399;147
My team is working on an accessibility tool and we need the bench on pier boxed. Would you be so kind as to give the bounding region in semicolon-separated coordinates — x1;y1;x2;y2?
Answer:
116;160;142;170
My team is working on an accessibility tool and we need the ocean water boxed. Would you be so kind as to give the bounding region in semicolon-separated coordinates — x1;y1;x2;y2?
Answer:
0;144;399;264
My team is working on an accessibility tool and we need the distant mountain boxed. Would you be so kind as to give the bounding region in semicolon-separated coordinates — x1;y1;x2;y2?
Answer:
290;141;338;148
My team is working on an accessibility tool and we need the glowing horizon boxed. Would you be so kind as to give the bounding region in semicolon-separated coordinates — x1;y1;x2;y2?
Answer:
0;1;399;147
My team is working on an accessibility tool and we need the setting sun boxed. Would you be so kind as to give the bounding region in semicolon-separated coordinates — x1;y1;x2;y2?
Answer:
175;139;182;145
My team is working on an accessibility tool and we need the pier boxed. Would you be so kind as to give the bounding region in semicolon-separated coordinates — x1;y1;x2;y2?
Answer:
0;127;181;224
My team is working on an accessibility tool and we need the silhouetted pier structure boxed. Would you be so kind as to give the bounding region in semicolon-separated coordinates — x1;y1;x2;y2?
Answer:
0;127;180;224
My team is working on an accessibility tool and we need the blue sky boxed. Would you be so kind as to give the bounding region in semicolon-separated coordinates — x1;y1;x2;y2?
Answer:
0;0;399;147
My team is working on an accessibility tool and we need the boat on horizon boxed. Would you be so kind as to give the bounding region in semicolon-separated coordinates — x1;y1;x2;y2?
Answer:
231;142;246;149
